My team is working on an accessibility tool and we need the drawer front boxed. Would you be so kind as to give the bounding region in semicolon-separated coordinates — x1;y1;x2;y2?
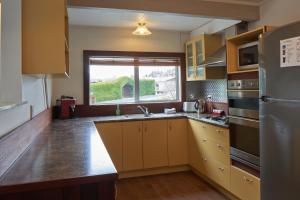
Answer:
199;122;229;145
199;137;230;166
230;166;260;200
201;157;230;190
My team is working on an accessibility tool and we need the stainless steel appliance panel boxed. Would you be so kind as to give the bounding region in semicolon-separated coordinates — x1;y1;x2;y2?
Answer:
229;116;260;169
238;41;259;70
260;21;300;200
228;90;259;119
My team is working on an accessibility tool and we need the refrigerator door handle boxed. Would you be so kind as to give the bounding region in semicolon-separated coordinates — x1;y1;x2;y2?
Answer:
260;95;271;102
260;95;300;103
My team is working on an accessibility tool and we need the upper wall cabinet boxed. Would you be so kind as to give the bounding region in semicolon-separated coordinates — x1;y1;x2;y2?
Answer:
185;34;226;81
22;0;69;76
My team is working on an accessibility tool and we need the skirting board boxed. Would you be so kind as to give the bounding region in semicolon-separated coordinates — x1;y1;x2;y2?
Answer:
191;167;239;200
119;165;190;179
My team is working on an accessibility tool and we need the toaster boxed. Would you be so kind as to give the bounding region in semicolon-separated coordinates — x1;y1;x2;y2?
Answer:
183;101;197;113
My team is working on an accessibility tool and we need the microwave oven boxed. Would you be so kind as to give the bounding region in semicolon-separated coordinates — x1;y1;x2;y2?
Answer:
238;41;259;70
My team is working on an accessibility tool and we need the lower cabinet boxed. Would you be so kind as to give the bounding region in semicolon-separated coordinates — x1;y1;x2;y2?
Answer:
167;119;189;166
122;121;143;171
201;158;230;190
188;119;230;190
96;118;188;172
230;166;260;200
95;122;123;172
96;118;260;200
143;120;169;169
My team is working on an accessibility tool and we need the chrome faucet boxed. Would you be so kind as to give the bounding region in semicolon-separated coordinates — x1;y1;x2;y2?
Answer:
137;105;150;117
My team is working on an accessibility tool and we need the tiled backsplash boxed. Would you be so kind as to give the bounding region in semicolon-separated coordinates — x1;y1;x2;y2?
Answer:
186;79;227;103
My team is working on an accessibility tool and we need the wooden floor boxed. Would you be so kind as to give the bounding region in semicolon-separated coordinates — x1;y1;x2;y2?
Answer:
117;171;228;200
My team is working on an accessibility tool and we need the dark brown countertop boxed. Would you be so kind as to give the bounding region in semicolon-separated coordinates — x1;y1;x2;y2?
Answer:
0;119;117;193
0;112;228;193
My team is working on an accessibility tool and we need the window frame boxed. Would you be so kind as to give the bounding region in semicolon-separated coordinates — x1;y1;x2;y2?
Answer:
84;50;186;106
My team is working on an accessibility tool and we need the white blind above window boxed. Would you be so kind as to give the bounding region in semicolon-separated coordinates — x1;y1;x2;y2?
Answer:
89;57;181;66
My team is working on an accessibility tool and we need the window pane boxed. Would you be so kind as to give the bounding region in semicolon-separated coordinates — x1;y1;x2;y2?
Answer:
139;66;178;102
89;65;135;105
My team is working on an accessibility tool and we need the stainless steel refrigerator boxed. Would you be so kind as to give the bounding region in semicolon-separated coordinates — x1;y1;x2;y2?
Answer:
260;21;300;200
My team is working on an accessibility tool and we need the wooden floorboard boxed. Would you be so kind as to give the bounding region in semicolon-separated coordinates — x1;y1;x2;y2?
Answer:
116;171;228;200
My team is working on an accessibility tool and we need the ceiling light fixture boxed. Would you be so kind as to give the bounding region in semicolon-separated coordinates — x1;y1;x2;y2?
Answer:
132;22;152;36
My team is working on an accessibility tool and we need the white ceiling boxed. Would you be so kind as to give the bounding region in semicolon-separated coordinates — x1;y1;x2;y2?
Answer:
68;8;240;33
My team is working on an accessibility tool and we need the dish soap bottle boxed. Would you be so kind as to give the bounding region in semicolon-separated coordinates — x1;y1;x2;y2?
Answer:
116;104;121;116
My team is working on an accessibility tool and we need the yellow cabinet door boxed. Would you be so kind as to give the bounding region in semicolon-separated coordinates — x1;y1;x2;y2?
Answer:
22;0;69;75
200;123;230;146
168;119;188;166
231;166;260;200
122;121;143;171
188;119;203;171
95;122;123;172
198;137;230;166
143;120;168;169
201;157;230;190
186;41;196;81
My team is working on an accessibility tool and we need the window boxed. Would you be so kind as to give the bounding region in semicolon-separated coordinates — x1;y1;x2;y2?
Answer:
85;52;183;105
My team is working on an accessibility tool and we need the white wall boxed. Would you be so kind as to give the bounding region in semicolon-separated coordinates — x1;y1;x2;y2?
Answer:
0;0;51;138
0;0;22;103
52;25;190;104
250;0;300;28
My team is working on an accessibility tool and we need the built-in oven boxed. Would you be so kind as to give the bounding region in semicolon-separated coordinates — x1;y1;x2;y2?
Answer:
228;79;260;170
228;79;259;120
229;116;260;170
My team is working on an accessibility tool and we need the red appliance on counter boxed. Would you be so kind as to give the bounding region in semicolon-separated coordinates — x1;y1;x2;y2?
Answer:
56;96;76;119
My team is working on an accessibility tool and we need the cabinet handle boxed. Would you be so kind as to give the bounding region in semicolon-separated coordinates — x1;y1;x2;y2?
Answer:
169;124;172;131
138;126;142;133
218;167;225;172
202;157;207;162
243;176;253;183
144;125;147;132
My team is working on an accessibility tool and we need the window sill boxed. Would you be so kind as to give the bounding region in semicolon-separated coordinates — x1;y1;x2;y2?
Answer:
90;100;181;106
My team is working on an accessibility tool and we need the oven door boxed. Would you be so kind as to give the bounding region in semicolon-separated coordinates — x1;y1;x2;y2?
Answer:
228;90;259;119
229;116;260;170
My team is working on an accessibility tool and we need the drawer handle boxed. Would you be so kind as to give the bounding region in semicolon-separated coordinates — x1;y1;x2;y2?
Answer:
216;129;223;134
218;167;225;172
202;139;207;142
243;176;254;183
217;144;223;149
202;126;206;129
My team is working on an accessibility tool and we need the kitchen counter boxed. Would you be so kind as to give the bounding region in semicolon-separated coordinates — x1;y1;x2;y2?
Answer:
0;119;118;193
0;112;227;193
90;112;229;128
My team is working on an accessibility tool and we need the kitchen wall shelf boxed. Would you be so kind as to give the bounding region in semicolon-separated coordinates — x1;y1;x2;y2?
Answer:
185;34;226;81
226;26;273;74
22;0;69;76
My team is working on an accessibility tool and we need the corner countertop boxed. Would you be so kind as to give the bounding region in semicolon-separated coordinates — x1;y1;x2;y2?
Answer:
90;112;229;128
0;119;118;193
0;112;227;193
